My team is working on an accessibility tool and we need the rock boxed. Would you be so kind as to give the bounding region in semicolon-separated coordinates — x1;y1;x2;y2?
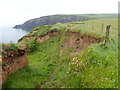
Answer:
13;25;22;29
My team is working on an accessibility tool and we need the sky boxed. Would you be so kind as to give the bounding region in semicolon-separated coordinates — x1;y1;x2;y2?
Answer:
0;0;119;27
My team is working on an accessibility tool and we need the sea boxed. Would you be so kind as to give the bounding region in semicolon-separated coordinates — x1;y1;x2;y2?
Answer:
0;26;29;43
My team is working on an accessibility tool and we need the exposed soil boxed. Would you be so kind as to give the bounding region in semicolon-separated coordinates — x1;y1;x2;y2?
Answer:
2;49;28;85
18;42;29;51
18;31;59;52
20;35;35;41
60;31;102;55
36;31;59;43
18;35;36;51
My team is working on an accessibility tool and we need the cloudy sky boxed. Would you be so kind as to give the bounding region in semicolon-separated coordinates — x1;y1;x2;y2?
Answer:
0;0;119;27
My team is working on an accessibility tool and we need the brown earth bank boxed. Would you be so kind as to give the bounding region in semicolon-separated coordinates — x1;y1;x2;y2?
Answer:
1;49;28;85
19;30;59;42
60;31;102;56
22;28;102;53
36;31;59;43
18;30;59;51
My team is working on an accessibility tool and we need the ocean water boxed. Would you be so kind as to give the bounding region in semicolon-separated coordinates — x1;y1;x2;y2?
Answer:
0;26;29;43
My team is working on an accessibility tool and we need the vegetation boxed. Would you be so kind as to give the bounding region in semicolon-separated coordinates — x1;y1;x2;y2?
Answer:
0;55;1;64
78;13;118;19
2;42;20;51
4;36;60;88
3;18;118;88
27;38;37;52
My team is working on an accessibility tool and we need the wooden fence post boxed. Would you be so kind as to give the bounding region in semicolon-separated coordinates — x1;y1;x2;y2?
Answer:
104;25;111;47
101;24;104;31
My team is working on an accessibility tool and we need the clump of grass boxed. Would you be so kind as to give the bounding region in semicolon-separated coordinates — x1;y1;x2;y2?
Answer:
2;42;20;51
27;38;37;53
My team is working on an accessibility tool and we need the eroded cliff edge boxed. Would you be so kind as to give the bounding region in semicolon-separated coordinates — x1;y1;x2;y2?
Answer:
1;49;28;85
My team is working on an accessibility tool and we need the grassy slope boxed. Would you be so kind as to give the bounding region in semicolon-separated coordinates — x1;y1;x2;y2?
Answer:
4;18;118;88
4;36;60;88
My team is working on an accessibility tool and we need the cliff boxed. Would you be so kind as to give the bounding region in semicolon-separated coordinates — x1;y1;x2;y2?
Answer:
13;15;95;30
2;49;28;85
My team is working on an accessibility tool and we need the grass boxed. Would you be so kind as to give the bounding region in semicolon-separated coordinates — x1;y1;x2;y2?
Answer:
27;37;37;52
68;19;118;39
3;18;118;88
4;35;61;88
2;42;21;51
26;18;118;40
67;42;118;88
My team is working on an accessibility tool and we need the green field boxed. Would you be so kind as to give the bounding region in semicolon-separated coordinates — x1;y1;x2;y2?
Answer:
4;18;118;88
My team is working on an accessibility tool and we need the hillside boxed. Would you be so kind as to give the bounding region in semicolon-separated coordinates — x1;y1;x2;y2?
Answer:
13;14;117;30
4;18;118;88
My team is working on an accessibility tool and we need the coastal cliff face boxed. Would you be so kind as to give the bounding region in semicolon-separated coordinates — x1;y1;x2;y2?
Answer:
13;25;22;29
13;15;95;30
13;14;118;30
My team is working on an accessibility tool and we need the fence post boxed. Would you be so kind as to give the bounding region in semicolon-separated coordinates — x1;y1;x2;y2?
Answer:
101;24;104;31
104;25;111;47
